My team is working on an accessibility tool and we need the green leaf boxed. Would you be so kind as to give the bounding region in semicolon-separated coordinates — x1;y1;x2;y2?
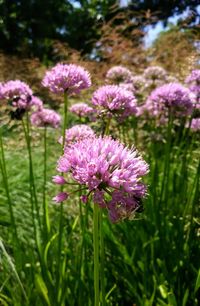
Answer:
159;284;168;299
194;269;200;294
35;274;50;306
167;292;177;306
182;288;189;306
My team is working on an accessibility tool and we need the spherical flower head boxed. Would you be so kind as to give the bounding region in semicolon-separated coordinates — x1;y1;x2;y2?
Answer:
56;136;149;222
92;85;137;120
143;66;167;81
42;63;91;95
30;108;61;128
59;124;95;148
185;70;200;85
12;95;44;111
119;82;135;94
185;70;200;109
166;75;178;83
131;75;146;91
69;102;94;118
106;66;133;84
30;96;43;111
1;80;33;100
190;118;200;132
144;83;193;119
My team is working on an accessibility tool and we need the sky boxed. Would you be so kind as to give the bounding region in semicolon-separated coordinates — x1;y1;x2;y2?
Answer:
119;1;200;48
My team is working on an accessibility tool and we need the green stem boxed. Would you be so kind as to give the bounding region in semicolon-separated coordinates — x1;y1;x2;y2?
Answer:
24;113;41;229
159;110;173;206
0;130;21;265
43;126;50;238
93;203;100;306
99;210;105;306
104;117;111;136
57;91;69;303
21;117;39;255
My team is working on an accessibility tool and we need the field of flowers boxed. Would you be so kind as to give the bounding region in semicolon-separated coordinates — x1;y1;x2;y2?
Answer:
0;63;199;306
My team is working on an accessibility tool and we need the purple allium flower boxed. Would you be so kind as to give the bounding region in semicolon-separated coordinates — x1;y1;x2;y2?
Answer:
30;96;43;111
55;136;149;222
53;192;69;203
92;85;137;120
69;102;94;118
185;70;200;110
52;175;67;185
42;63;91;95
185;69;200;85
119;82;135;93
1;80;33;100
143;66;167;81
30;108;61;128
59;124;95;147
106;66;133;84
190;118;200;131
166;75;178;83
80;195;88;203
144;83;193;119
108;190;142;223
131;75;146;92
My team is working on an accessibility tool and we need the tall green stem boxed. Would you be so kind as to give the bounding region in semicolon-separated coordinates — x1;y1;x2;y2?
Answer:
0;130;21;265
22;116;40;256
43;126;50;238
160;111;173;206
93;203;100;306
57;91;69;303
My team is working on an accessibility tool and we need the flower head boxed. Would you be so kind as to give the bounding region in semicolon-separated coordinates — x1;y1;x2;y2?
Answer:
69;102;94;118
55;136;149;222
185;70;200;110
190;118;200;132
143;83;193;119
185;69;200;85
106;66;133;84
30;96;43;111
42;63;91;94
131;75;146;92
92;85;137;120
119;82;135;93
53;192;69;204
30;108;61;128
59;124;95;147
143;66;167;81
1;80;33;100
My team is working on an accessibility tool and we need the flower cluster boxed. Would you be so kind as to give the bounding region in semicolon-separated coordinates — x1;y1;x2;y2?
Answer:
59;124;95;148
106;66;133;84
185;70;200;110
42;63;91;94
185;69;200;85
31;108;61;128
54;136;149;222
131;75;146;92
143;66;167;81
69;103;94;118
92;85;137;120
0;80;44;120
0;80;33;100
144;83;193;120
190;118;200;132
119;83;135;93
